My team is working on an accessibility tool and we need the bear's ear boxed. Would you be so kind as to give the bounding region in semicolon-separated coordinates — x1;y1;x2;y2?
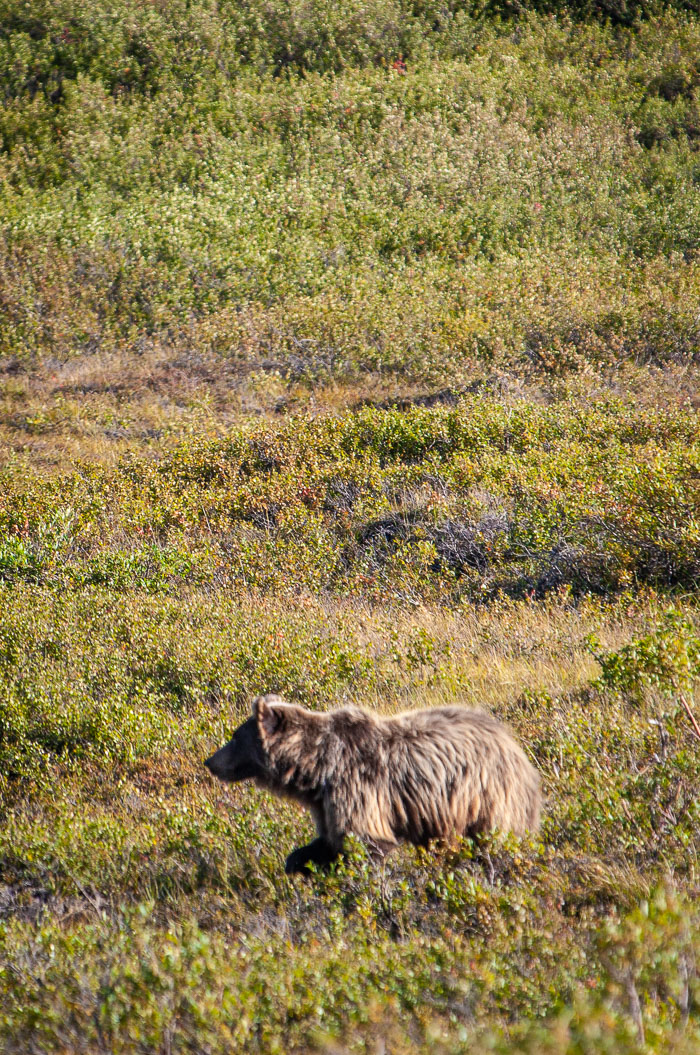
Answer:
252;695;287;739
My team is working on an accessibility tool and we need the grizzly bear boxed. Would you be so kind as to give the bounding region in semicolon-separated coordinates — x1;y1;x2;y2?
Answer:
204;694;541;875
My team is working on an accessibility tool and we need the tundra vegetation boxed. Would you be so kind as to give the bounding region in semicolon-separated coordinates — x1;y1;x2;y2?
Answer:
1;0;700;1052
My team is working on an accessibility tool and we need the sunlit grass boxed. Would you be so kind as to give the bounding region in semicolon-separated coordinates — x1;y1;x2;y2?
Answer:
1;3;700;1051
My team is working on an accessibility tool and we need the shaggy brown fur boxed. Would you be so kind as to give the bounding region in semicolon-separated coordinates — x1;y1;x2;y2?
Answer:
205;695;541;874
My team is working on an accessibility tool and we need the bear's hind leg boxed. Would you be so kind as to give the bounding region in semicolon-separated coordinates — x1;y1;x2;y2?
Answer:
285;837;341;876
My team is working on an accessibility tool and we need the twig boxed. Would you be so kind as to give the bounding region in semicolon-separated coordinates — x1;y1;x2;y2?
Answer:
679;694;700;743
64;868;104;914
624;971;645;1046
601;955;645;1047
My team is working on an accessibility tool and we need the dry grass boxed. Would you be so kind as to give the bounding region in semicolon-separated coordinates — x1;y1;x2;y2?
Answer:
2;353;699;473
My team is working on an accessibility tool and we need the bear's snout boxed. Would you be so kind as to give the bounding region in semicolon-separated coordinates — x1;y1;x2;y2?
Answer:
204;716;268;784
204;745;231;779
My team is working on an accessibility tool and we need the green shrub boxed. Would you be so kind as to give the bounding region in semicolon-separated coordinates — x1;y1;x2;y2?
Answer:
591;609;700;699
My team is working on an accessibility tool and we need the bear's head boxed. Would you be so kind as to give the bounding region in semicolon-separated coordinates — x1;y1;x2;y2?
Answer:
204;694;307;784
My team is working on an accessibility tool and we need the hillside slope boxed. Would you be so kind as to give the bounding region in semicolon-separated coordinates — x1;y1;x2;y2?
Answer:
0;5;699;1053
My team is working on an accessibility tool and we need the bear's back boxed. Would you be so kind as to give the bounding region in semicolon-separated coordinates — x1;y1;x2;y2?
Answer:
385;705;505;747
377;705;540;840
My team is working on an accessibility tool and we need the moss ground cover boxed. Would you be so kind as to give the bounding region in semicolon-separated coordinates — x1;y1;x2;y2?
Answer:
1;2;700;1052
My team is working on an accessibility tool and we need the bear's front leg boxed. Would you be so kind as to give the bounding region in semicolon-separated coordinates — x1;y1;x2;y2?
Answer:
285;837;341;876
